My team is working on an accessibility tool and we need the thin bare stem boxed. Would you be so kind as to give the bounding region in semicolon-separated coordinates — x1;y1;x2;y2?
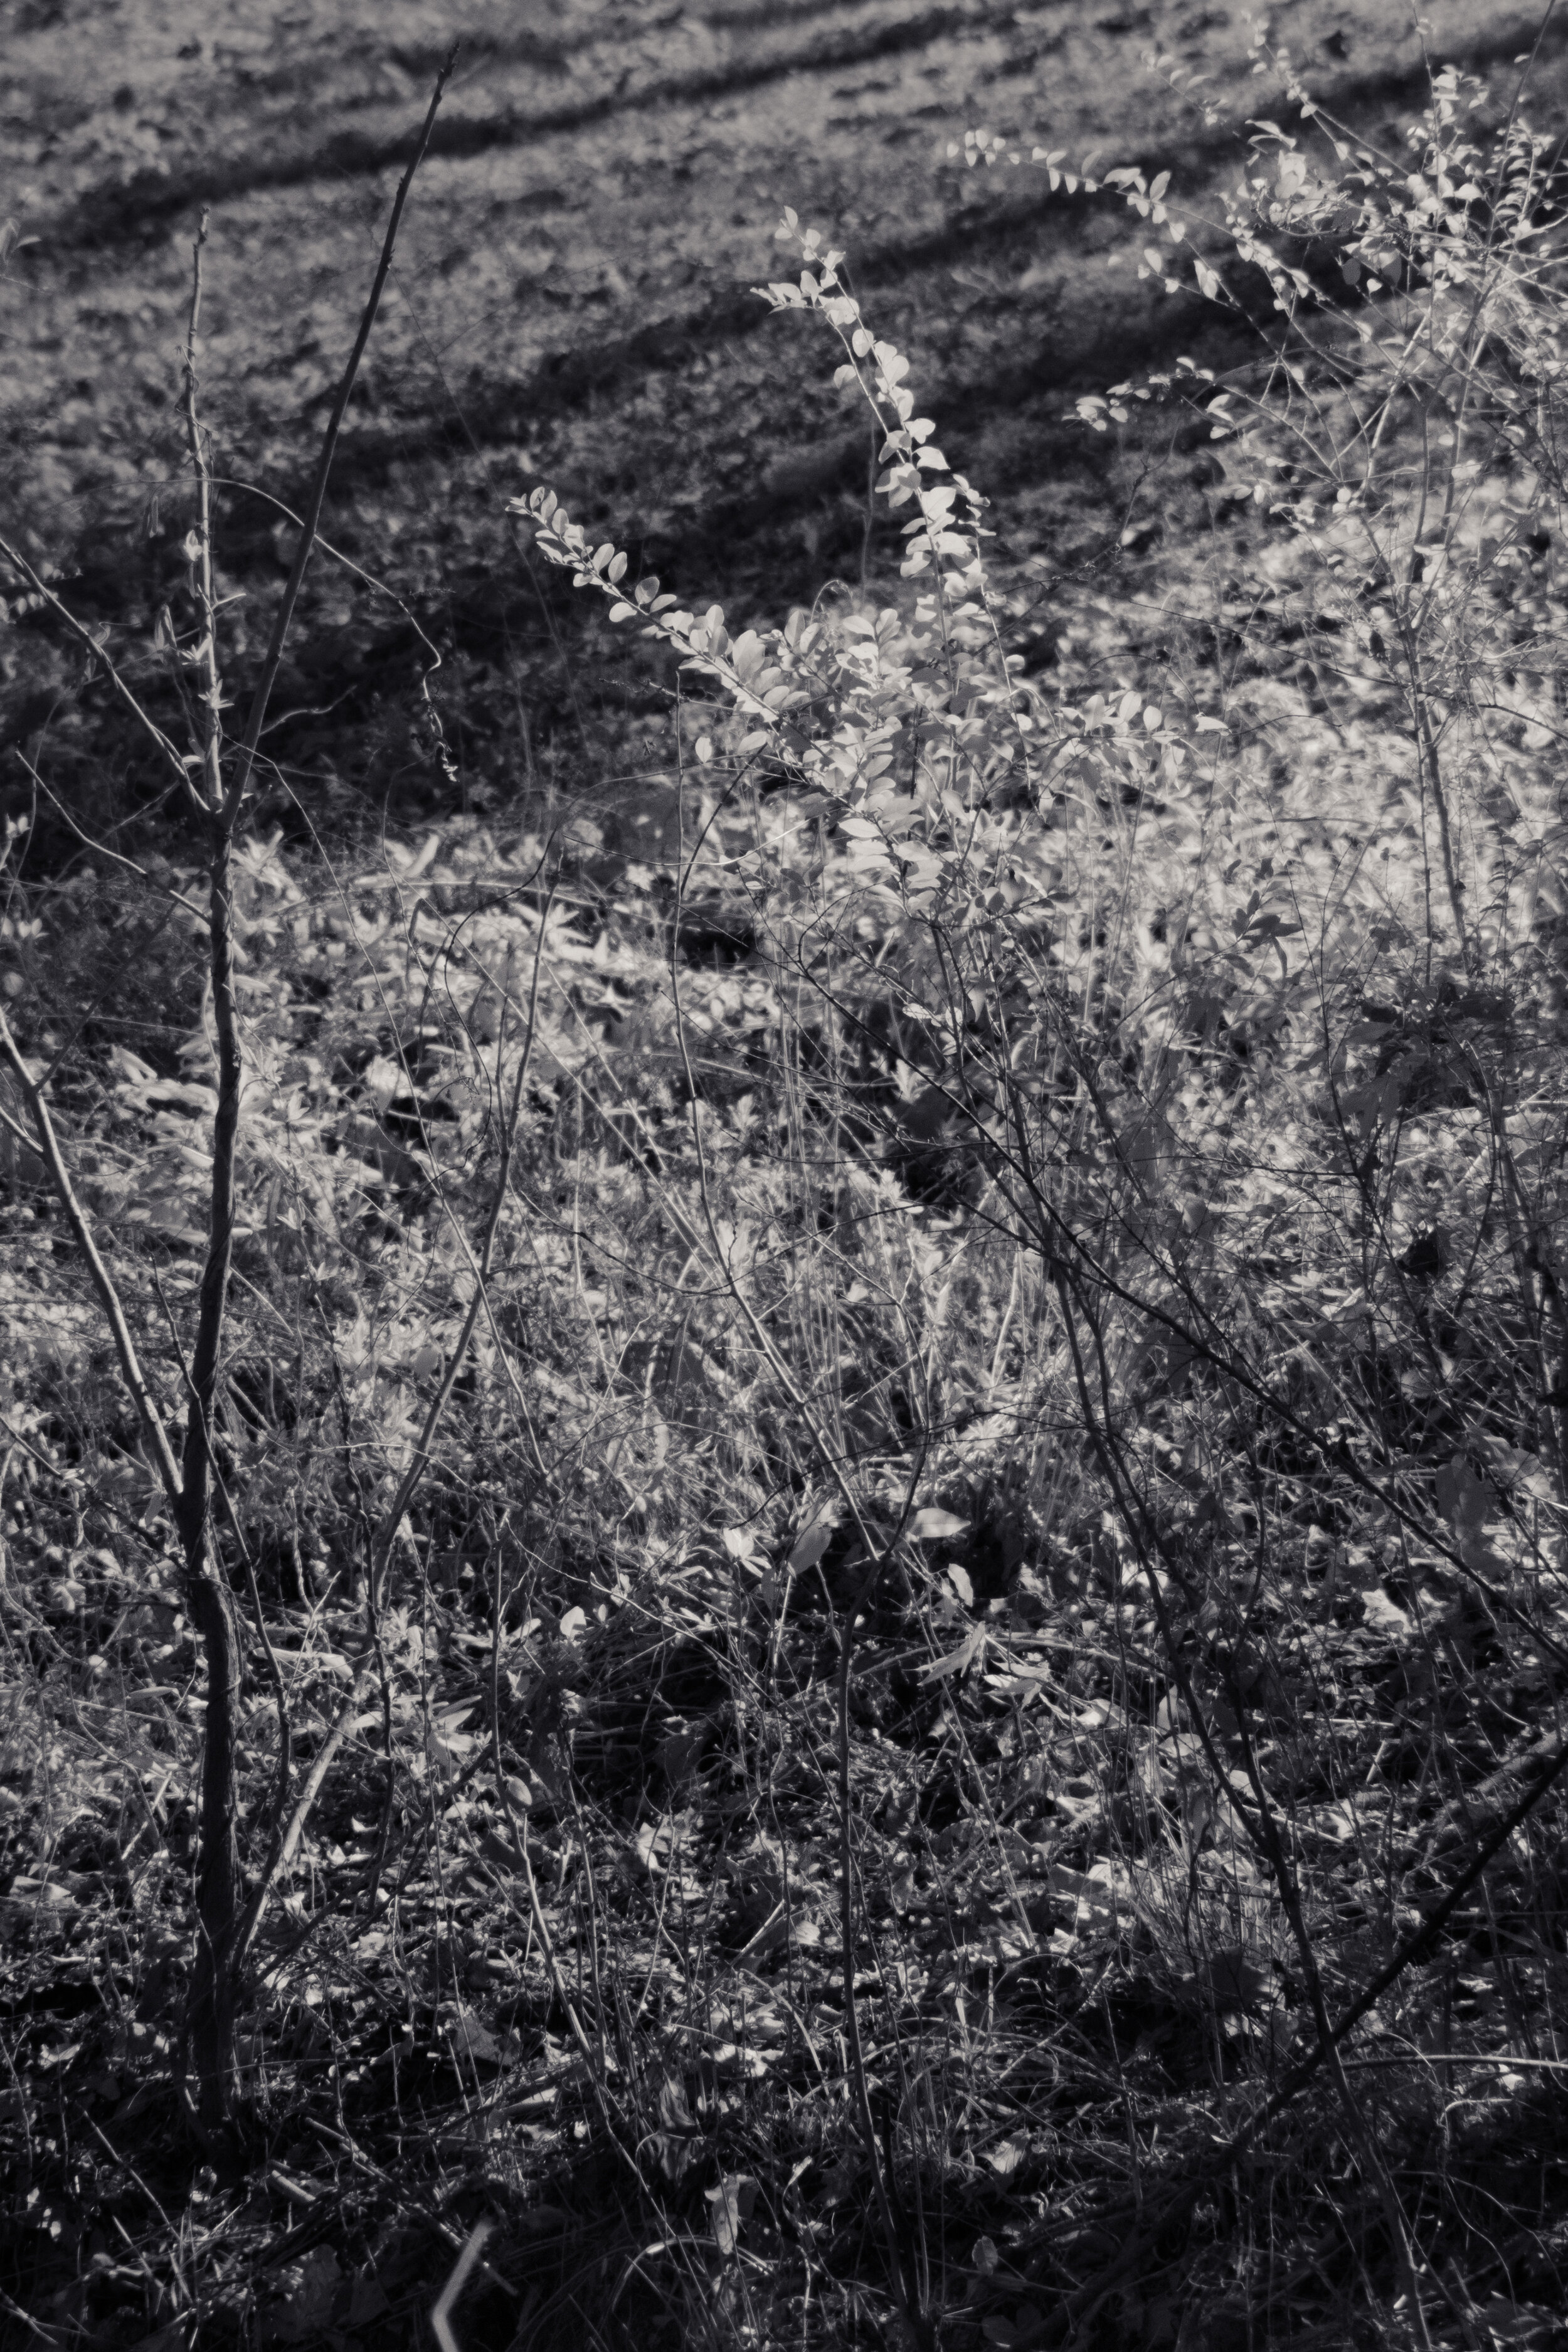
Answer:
0;534;196;803
171;211;248;2143
180;209;225;820
0;1004;183;1506
227;46;457;820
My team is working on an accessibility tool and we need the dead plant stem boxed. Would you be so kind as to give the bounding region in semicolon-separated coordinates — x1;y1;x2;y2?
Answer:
229;46;457;818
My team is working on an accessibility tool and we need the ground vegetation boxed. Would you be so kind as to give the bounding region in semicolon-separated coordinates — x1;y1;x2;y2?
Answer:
6;14;1568;2352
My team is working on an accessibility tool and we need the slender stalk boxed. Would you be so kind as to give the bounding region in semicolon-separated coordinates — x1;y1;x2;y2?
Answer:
3;55;453;2137
180;209;225;821
0;533;198;808
189;58;455;2124
173;209;248;2143
0;1007;183;1505
227;45;457;819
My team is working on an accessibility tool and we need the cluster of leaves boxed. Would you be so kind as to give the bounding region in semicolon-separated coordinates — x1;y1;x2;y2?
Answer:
10;27;1568;2352
508;36;1568;2349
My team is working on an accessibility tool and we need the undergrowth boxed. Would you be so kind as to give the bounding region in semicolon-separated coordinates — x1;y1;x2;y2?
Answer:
5;21;1568;2352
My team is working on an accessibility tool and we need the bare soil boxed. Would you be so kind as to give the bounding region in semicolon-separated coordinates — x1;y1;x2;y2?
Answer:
5;0;1565;831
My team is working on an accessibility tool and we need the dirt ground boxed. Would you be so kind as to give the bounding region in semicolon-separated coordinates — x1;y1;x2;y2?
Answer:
3;0;1564;818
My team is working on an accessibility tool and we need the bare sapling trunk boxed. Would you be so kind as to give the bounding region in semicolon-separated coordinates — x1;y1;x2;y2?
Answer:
166;209;248;2143
0;54;455;2151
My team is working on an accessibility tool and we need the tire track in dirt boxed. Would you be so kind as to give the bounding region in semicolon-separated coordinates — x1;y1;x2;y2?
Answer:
52;1;997;245
309;12;1568;665
324;18;1562;482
